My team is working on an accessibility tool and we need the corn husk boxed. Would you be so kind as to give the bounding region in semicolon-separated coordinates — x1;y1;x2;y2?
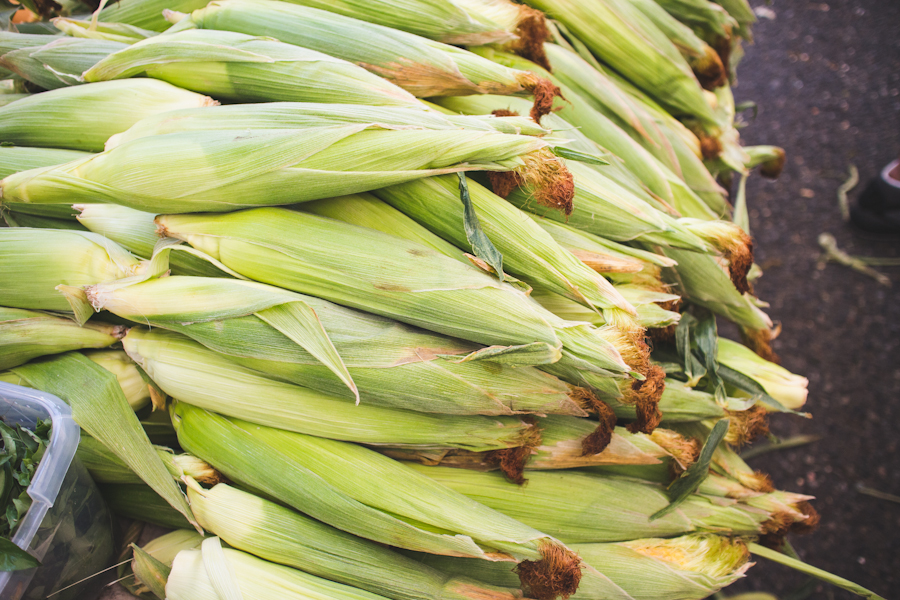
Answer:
0;37;126;90
416;534;751;600
167;0;558;118
3;123;571;214
187;481;523;600
165;541;399;600
125;327;538;452
0;306;123;370
83;349;151;410
382;419;695;473
2;211;85;230
173;404;585;600
531;288;680;330
522;0;720;129
74;204;231;278
625;0;726;88
155;208;637;377
85;273;588;416
0;228;143;312
99;483;193;529
84;29;421;108
716;338;808;410
51;17;158;43
0;146;91;180
0;79;215;152
0;32;61;79
408;465;789;543
76;431;222;484
106;102;550;149
373;175;635;316
662;247;771;331
744;145;785;179
544;43;728;215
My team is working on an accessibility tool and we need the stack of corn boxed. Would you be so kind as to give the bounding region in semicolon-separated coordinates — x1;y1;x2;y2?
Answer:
0;1;881;599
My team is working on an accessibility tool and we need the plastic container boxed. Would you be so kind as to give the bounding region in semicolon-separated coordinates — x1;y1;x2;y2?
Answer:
0;382;115;600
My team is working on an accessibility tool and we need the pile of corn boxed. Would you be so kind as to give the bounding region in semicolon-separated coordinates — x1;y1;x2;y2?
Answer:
0;1;880;599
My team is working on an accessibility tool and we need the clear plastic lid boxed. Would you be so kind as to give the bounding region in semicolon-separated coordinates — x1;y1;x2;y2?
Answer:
0;382;80;594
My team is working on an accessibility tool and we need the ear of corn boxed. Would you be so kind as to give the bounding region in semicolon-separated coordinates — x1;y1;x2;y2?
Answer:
155;208;639;377
83;349;151;410
522;0;720;129
171;0;554;108
716;338;808;409
372;175;635;316
187;480;523;600
172;402;586;599
0;79;216;152
406;464;794;543
86;271;588;415
84;29;421;108
0;228;143;312
164;542;398;600
124;327;539;452
531;288;681;330
51;17;158;43
106;102;549;149
383;418;693;472
544;42;728;215
0;37;126;90
415;534;752;600
2;125;566;214
74;204;232;278
0;32;60;79
0;306;123;369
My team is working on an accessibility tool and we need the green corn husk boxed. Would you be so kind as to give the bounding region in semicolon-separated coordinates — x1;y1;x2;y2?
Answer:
531;287;680;330
83;272;589;416
438;57;719;220
105;102;550;149
155;208;638;377
611;378;724;423
653;0;737;54
662;248;771;331
416;534;751;600
2;123;571;214
0;37;126;90
625;0;726;88
167;0;557;113
544;43;728;215
0;228;143;312
99;483;193;529
164;541;400;600
83;349;152;410
173;403;586;598
372;175;635;316
0;79;215;152
124;328;539;452
83;29;421;108
717;338;808;410
713;0;755;39
0;93;29;106
435;93;671;213
2;211;85;229
522;0;719;129
51;17;158;43
0;32;62;79
74;204;232;278
408;465;806;543
0;306;123;370
0;146;91;179
382;419;696;473
743;145;786;179
76;431;222;484
507;161;709;251
532;216;677;272
187;480;523;600
141;530;205;566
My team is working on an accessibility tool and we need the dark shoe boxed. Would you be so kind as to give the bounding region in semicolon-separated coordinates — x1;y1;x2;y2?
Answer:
850;159;900;234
